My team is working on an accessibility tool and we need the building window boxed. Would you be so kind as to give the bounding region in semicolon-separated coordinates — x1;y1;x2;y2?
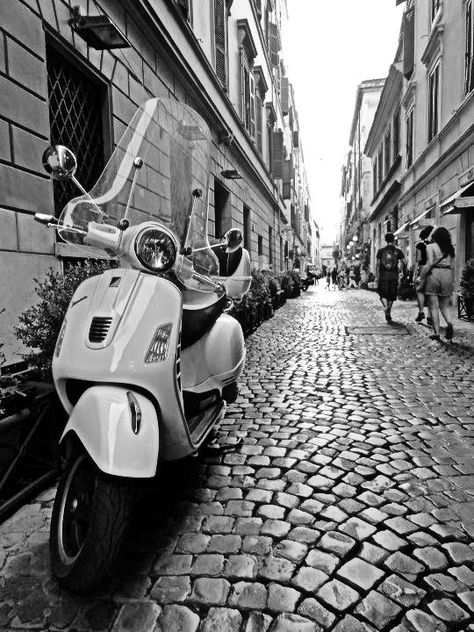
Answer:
406;107;414;168
465;0;474;94
47;44;108;217
377;147;383;187
393;109;400;157
428;61;440;142
372;158;378;195
268;226;273;264
214;0;228;88
243;204;251;251
384;130;391;175
241;58;256;137
213;179;230;238
257;234;263;256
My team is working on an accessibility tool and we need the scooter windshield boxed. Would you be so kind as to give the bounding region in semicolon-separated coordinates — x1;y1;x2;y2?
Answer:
58;98;218;284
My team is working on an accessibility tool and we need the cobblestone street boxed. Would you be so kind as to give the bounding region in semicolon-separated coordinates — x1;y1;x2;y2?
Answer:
1;287;474;632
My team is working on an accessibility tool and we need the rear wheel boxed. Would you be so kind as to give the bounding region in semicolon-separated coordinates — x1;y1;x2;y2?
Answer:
50;453;134;591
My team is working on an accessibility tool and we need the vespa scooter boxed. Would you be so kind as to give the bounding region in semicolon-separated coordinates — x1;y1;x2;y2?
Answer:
34;98;251;591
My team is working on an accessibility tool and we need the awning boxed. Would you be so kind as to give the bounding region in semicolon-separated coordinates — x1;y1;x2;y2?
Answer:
409;208;431;227
441;181;474;215
393;221;410;236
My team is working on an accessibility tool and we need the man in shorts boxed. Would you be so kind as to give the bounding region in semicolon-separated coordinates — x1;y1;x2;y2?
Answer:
375;232;406;322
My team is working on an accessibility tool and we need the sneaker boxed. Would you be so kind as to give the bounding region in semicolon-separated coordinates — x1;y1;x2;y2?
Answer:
415;312;425;322
427;316;433;326
445;323;454;340
429;334;441;341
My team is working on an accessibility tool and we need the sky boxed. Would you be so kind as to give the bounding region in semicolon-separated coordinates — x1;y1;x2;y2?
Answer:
283;0;405;245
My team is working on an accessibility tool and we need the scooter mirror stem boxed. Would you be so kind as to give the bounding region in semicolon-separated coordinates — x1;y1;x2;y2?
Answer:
121;156;143;223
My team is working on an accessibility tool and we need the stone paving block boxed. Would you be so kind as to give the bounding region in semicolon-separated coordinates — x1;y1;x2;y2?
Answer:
384;516;419;534
207;534;241;553
306;549;339;574
242;611;273;632
286;482;313;497
243;535;273;555
288;526;320;544
448;565;474;586
274;539;308;563
413;547;448;570
407;531;439;547
458;591;474;613
274;492;300;509
190;578;230;605
355;590;402;628
404;608;447;632
157;605;200;632
423;572;459;592
258;556;296;582
287;508;315;525
202;516;235;534
257;504;286;520
267;583;301;613
372;529;408;551
427;598;470;623
337;557;384;591
246;489;272;503
297;597;335;628
234;517;262;535
442;541;474;563
150;576;191;603
317;579;360;611
338;517;376;540
261;520;291;538
224;555;258;579
228;581;267;610
379;574;426;607
191;554;224;576
153;554;193;576
201;607;242;632
176;533;210;554
291;566;328;592
359;542;390;565
272;613;320;632
319;530;356;556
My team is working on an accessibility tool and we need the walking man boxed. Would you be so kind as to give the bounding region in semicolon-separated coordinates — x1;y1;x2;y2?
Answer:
375;232;406;322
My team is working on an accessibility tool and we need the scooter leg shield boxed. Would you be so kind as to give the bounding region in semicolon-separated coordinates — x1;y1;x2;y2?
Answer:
60;386;159;478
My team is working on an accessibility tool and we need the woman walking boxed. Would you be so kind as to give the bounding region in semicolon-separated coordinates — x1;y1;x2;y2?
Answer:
417;226;455;341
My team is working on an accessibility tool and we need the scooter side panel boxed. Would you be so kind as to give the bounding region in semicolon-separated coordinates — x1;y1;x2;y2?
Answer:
61;386;159;478
53;270;193;460
181;314;245;392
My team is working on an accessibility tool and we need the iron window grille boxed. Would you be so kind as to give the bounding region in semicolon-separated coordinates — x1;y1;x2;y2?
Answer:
47;44;107;217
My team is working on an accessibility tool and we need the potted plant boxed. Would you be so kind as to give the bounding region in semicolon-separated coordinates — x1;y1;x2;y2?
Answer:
458;258;474;320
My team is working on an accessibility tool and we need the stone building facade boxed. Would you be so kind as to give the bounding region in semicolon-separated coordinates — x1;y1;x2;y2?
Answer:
0;0;313;363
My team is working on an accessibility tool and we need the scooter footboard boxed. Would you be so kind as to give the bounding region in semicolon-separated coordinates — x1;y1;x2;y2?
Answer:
60;386;159;478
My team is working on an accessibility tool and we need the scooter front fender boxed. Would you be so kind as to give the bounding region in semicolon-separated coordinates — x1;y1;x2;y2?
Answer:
60;386;159;478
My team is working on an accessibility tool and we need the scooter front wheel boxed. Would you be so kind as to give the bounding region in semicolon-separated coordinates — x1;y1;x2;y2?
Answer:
50;452;134;591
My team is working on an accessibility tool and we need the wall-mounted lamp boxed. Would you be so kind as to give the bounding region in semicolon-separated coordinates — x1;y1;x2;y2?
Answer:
221;169;242;180
68;5;131;49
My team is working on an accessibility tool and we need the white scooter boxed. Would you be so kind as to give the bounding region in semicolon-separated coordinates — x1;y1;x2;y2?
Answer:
34;98;251;591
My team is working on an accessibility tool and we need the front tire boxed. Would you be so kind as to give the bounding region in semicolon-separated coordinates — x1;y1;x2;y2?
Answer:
50;453;134;591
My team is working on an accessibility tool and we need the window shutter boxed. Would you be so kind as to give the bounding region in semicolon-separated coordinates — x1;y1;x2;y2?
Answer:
403;7;415;79
304;204;310;222
214;0;227;86
281;76;289;115
271;129;284;178
250;73;256;138
269;22;280;67
256;95;263;153
292;130;299;148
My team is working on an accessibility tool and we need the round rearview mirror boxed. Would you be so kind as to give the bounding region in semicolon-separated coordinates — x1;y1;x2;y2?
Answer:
42;145;77;181
223;228;243;253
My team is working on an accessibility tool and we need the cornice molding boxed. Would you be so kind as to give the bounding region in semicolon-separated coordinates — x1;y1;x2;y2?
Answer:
421;24;444;67
402;80;417;110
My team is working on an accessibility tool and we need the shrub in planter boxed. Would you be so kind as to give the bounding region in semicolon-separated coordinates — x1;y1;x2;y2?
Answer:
278;270;301;299
265;273;285;310
228;270;275;335
15;260;114;382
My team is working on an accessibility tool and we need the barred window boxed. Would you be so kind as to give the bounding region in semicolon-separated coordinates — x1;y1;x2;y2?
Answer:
428;61;440;142
465;0;474;94
47;43;108;217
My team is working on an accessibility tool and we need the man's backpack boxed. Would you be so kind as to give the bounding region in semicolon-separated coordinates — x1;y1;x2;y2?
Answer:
380;246;398;272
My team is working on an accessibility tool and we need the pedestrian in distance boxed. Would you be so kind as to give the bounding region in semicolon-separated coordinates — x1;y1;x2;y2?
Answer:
414;225;434;323
375;232;406;322
348;267;358;289
416;226;455;341
331;266;338;289
325;269;332;290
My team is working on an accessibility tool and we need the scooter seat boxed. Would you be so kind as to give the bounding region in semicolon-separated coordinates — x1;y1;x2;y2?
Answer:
181;289;227;349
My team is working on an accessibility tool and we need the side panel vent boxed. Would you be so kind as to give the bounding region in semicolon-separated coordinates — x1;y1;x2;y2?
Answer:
89;316;113;343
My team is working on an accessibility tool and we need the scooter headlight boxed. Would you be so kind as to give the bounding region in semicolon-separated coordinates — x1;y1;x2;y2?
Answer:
135;227;177;272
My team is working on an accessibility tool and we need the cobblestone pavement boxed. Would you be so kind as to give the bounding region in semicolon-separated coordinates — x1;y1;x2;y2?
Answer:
1;287;474;632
